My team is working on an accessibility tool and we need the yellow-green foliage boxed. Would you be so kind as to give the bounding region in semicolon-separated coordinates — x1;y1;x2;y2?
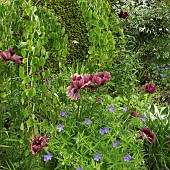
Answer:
35;0;90;64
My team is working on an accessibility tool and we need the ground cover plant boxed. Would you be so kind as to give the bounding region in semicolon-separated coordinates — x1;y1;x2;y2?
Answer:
0;0;170;170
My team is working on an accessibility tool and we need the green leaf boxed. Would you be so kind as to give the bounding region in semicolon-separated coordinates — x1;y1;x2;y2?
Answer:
23;108;29;118
38;57;45;66
21;49;26;57
26;118;34;129
29;66;36;75
20;123;24;131
23;75;31;84
27;88;36;98
40;84;46;92
93;11;98;20
0;93;6;98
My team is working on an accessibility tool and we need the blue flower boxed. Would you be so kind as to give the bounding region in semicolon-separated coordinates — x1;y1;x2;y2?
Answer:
124;154;132;162
85;118;92;125
165;67;169;72
99;127;110;134
140;116;146;122
104;127;110;133
152;74;155;79
44;153;53;162
99;128;105;135
156;65;160;72
57;124;64;132
112;141;119;148
109;105;114;112
94;153;101;161
123;106;127;112
60;110;66;117
76;168;83;170
160;74;163;78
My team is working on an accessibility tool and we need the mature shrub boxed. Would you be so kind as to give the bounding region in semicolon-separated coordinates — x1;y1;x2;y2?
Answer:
34;0;90;65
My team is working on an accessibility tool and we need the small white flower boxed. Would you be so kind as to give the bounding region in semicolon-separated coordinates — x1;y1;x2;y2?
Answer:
72;40;78;44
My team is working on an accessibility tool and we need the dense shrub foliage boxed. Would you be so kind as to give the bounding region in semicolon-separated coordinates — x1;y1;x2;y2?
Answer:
34;0;90;65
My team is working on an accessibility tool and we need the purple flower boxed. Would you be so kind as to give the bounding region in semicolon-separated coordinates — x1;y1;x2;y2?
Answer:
140;116;146;122
123;106;127;112
85;118;92;125
99;128;105;135
109;105;114;112
112;141;119;148
44;153;53;162
104;127;110;133
57;124;64;132
94;153;101;161
124;155;132;162
76;168;83;170
60;110;66;117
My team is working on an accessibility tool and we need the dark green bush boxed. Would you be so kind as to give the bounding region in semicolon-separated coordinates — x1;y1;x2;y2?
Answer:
35;0;90;65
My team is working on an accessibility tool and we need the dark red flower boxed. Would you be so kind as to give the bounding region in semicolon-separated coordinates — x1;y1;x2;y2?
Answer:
30;135;48;154
139;127;156;143
11;54;23;65
92;71;111;86
0;48;23;65
118;11;128;18
131;112;139;117
145;83;156;93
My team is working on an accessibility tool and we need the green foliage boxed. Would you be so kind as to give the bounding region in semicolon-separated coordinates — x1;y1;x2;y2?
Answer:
0;0;169;169
79;0;121;68
0;0;67;168
144;104;170;169
34;0;90;65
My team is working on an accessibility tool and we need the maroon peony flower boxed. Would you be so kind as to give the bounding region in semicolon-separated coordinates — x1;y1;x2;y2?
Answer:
145;83;156;93
139;127;156;143
131;112;139;117
30;135;48;154
118;11;128;18
0;48;23;65
91;71;111;86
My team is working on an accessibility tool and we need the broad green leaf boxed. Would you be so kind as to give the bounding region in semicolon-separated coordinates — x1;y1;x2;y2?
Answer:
23;75;31;84
27;88;36;98
26;118;34;129
21;49;26;57
38;57;45;66
0;93;6;98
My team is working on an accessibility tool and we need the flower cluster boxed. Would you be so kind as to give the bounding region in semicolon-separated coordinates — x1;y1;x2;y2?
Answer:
30;135;48;154
0;48;23;65
67;71;111;100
